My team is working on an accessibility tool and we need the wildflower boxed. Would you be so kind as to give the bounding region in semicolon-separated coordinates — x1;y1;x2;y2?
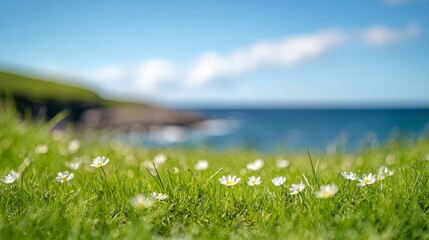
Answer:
382;166;394;176
247;176;262;186
341;171;358;181
2;170;19;184
68;140;81;153
56;171;74;183
219;175;241;186
172;167;179;174
90;156;109;168
357;173;376;186
271;176;286;186
151;192;168;201
143;160;155;170
246;159;264;171
35;145;49;154
316;184;338;198
276;159;289;169
194;160;209;171
66;161;81;170
130;194;154;209
153;153;167;165
290;182;305;195
377;166;394;180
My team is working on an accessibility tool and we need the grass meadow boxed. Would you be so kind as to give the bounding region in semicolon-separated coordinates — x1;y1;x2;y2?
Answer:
1;105;429;239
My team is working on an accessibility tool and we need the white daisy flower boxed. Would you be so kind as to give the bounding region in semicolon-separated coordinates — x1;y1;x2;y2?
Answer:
66;161;81;170
316;184;338;198
68;140;81;153
377;166;394;180
276;159;289;169
151;192;168;201
219;175;241;186
35;145;49;154
90;156;109;168
271;176;286;186
194;160;209;171
246;159;264;171
153;153;167;165
56;171;74;183
290;182;305;195
130;194;154;209
2;170;19;184
143;160;155;170
341;171;358;181
247;176;262;186
357;173;376;186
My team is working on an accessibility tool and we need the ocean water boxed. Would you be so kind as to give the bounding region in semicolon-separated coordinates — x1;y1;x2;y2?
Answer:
140;108;429;153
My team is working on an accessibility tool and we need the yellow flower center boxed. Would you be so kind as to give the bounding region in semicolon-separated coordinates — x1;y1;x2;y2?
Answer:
97;162;103;167
62;176;68;182
323;191;331;198
226;181;234;186
252;180;257;185
364;179;369;184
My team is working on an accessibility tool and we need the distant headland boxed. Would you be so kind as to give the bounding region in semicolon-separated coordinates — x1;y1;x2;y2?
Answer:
0;70;204;131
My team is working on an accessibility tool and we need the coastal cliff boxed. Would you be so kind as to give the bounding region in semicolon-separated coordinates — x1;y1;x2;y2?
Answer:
0;70;204;131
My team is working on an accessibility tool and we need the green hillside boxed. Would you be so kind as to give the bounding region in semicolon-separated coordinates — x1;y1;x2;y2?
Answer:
0;71;102;103
0;70;203;128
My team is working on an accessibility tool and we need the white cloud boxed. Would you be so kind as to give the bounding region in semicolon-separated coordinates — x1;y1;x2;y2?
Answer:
48;23;420;97
185;30;346;87
360;23;420;46
135;59;177;92
88;59;177;95
87;34;344;92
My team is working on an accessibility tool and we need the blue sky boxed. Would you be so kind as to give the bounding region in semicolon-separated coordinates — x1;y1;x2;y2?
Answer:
1;0;428;107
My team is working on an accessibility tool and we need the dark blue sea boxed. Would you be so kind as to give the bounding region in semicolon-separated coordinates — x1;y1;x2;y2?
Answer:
140;108;429;153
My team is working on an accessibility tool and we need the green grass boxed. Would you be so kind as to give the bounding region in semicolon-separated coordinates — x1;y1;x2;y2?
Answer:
0;71;101;102
1;106;429;239
0;70;153;108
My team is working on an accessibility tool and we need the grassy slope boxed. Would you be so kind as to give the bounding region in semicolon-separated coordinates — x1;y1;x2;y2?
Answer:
1;107;429;239
0;71;101;102
0;70;154;108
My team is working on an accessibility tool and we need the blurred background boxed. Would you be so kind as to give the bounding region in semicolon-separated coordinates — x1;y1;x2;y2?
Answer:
1;0;429;153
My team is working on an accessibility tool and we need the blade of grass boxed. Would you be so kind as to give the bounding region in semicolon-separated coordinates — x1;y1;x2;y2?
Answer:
205;168;224;185
151;163;165;191
307;149;319;187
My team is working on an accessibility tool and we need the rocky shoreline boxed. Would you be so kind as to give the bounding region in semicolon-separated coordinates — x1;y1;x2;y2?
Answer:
77;105;204;132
